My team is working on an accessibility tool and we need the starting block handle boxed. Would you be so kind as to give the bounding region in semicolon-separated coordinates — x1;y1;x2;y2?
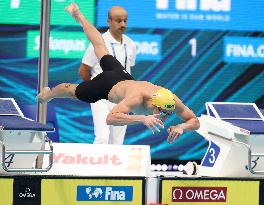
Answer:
1;136;53;172
208;131;264;175
232;139;264;175
248;152;264;174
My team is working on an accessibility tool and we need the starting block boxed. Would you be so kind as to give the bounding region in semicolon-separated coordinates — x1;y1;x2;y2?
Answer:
0;98;54;173
196;102;264;177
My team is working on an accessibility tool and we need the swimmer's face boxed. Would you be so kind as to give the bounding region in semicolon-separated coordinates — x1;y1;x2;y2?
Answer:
153;106;173;121
158;107;173;117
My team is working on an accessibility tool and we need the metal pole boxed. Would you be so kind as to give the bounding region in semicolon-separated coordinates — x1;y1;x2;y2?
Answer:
37;0;51;124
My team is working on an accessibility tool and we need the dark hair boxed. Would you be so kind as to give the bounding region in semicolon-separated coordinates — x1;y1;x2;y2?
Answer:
107;10;111;20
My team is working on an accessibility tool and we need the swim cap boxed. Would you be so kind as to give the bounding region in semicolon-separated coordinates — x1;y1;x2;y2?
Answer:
152;88;175;110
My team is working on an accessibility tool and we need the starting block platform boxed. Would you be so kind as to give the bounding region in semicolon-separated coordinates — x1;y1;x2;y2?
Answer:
0;98;54;173
195;102;264;177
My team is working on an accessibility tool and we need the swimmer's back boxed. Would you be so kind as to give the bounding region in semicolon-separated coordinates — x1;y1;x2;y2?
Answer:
108;80;162;104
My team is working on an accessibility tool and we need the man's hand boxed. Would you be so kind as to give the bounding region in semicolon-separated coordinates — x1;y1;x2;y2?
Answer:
143;114;164;134
167;125;183;144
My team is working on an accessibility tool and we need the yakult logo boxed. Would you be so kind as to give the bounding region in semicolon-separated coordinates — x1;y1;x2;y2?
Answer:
172;187;227;202
156;0;231;12
53;153;122;165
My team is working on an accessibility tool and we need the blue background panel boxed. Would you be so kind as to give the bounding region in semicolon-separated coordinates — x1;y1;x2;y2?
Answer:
97;0;264;31
0;0;264;160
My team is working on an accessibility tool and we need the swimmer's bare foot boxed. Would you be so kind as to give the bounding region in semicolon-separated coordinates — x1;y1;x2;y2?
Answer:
37;87;51;103
65;2;80;20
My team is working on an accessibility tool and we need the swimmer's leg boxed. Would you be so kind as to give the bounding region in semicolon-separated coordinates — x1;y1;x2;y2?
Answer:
37;83;78;103
65;3;108;60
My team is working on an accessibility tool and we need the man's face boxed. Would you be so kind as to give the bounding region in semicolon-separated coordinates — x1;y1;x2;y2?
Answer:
108;9;127;35
153;106;173;121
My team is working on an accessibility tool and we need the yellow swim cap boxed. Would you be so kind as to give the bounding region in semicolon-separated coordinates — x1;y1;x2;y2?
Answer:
152;88;175;110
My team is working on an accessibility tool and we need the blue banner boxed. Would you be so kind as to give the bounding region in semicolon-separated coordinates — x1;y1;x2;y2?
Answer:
224;37;264;64
97;0;264;31
77;186;133;201
129;34;162;61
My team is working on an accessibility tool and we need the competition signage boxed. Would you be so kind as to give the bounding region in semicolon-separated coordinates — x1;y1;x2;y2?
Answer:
27;31;161;60
224;36;264;64
161;179;259;204
13;177;41;204
41;178;143;205
201;141;220;167
42;143;151;176
129;34;162;61
172;187;226;202
77;186;133;201
0;0;94;25
27;31;89;59
97;0;264;31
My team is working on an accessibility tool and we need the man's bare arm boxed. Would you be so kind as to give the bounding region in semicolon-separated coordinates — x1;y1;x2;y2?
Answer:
106;98;164;133
166;106;199;143
106;97;145;125
173;95;200;131
174;107;200;131
166;95;200;143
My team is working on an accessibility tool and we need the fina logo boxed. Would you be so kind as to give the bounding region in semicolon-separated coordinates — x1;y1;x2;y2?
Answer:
85;187;103;200
77;186;133;201
156;0;231;12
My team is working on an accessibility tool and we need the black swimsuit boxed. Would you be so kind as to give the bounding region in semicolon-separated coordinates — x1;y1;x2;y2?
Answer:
75;55;134;103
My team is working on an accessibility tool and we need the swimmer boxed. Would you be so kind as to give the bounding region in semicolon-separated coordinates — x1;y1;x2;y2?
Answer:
37;2;200;143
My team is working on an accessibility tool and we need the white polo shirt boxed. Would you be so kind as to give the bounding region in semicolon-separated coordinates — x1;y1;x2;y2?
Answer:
82;30;137;79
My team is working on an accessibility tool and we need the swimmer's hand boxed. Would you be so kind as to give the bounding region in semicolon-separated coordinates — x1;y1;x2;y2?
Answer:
143;114;164;134
167;125;183;144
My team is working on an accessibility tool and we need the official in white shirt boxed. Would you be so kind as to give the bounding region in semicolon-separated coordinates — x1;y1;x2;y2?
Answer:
79;6;137;144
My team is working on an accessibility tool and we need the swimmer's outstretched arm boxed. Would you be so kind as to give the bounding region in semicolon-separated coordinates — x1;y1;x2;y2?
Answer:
65;2;109;60
166;95;200;144
106;98;165;134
